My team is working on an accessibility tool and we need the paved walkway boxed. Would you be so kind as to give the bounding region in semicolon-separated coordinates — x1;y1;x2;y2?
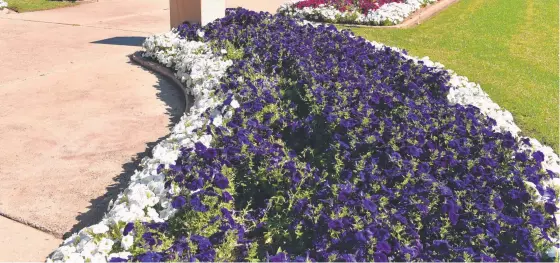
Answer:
0;0;179;260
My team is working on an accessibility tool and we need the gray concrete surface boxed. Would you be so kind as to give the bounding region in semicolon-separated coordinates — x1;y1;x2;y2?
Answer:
0;216;61;261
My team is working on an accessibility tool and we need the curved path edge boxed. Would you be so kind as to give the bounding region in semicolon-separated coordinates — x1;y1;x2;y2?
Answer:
0;209;62;238
129;51;193;113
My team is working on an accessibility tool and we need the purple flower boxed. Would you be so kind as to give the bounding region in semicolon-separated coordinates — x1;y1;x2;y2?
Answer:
363;198;377;213
545;202;558;215
222;191;233;202
191;234;212;250
328;219;344;231
269;252;288;262
142;232;157;247
108;257;129;262
172;196;187;209
493;196;504;210
515;152;528;162
373;252;388;262
190;196;208;212
529;210;545;226
376;241;391;254
213;173;230;189
136;252;163;262
432;240;450;253
123;222;134;236
532;151;545;163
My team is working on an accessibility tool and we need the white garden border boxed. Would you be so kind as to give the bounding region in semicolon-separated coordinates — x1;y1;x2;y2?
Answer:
278;0;438;26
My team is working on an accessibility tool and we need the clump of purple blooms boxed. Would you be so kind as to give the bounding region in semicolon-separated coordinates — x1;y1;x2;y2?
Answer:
124;9;558;262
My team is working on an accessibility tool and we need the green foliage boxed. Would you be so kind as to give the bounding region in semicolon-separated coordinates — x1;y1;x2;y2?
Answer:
6;0;77;12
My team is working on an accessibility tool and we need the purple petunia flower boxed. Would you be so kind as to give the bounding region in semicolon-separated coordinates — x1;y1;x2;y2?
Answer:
136;252;163;263
190;196;208;212
269;252;288;262
532;151;545;163
123;222;134;236
171;196;187;209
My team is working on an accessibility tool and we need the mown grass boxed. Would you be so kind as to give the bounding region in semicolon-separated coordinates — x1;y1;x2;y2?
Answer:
7;0;77;12
348;0;559;152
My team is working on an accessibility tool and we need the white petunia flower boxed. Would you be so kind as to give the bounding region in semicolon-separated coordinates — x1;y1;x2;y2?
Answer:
197;29;205;38
79;241;97;259
121;235;134;250
212;114;223;127
547;246;559;259
66;253;85;263
89;253;107;263
97;238;114;255
90;223;109;234
230;99;240;109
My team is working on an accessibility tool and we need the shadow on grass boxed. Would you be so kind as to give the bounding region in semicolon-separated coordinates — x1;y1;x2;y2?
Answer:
62;58;185;239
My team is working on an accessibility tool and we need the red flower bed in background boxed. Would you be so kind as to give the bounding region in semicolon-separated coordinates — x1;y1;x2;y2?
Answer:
294;0;403;14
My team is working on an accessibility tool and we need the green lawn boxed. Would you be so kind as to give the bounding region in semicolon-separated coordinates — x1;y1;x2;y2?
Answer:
348;0;559;152
7;0;77;12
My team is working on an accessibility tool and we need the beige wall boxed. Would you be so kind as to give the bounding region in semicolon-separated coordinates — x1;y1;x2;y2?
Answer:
226;0;292;14
170;0;292;29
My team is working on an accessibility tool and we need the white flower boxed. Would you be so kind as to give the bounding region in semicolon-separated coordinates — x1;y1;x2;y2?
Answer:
121;235;134;250
97;238;114;255
50;246;76;261
67;253;85;263
199;134;213;147
79;241;97;259
212;114;223;127
221;49;227;54
230;99;240;109
89;253;107;263
197;29;205;38
91;223;109;234
146;207;164;222
547;246;559;259
224;110;233;120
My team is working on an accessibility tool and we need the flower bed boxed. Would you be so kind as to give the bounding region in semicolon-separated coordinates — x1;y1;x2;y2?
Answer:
49;9;560;262
278;0;438;26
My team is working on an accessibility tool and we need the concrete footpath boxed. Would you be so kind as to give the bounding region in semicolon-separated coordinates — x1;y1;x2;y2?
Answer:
0;0;178;260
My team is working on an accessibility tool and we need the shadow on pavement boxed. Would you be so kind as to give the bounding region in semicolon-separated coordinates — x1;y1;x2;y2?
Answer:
91;37;147;47
63;59;185;239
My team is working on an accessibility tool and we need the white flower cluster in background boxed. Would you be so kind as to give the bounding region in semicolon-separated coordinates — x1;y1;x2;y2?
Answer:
0;0;8;9
48;31;236;263
278;0;437;26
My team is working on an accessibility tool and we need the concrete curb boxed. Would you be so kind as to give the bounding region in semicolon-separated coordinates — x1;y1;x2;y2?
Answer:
0;210;62;238
129;51;193;113
335;0;460;29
